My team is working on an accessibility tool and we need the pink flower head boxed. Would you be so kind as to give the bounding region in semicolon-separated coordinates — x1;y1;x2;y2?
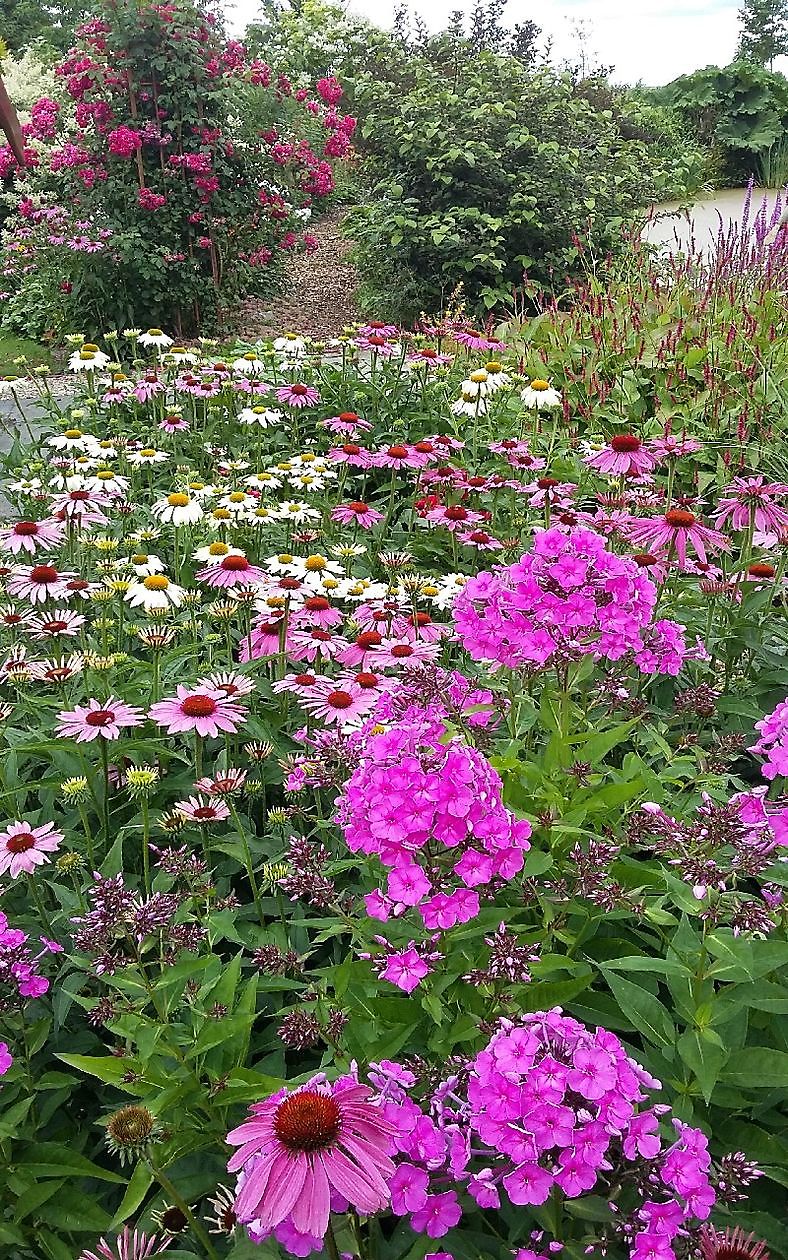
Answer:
624;509;730;570
56;697;144;742
714;476;788;533
0;820;63;878
302;681;376;726
227;1077;396;1239
276;383;320;408
76;1228;172;1260
7;563;76;604
0;519;64;555
149;686;246;737
585;434;657;478
331;501;384;529
0;1042;11;1075
196;554;266;587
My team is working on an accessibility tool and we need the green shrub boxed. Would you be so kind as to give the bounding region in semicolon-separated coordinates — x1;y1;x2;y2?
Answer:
346;44;704;322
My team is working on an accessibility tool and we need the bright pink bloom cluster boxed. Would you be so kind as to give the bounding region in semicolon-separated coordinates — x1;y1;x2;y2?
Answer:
106;125;141;157
751;696;788;779
335;712;531;972
0;909;62;1002
372;1010;715;1257
453;527;661;670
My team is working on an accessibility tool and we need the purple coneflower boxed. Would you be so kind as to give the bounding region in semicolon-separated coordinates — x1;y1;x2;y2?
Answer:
0;820;63;878
699;1225;769;1260
226;1076;395;1239
7;563;76;604
584;434;657;478
56;697;145;742
149;687;246;738
28;608;86;639
330;501;384;529
0;519;64;555
714;476;788;533
276;383;320;408
625;508;731;569
176;795;231;824
77;1226;172;1260
302;682;375;726
196;554;266;588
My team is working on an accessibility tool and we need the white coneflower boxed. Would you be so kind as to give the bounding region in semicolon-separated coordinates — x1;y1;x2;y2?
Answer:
238;406;283;428
451;391;488;417
125;574;186;611
520;378;562;408
46;428;99;452
138;328;174;349
126;447;170;467
483;360;512;391
68;344;111;372
232;352;266;376
151;493;204;526
273;333;306;357
244;471;282;491
127;552;166;577
276;501;321;524
193;541;245;565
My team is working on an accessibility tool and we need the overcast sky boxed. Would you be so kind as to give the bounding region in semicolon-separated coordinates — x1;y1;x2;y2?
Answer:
226;0;758;86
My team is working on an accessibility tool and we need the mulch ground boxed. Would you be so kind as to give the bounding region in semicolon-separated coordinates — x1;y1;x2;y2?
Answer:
235;207;361;343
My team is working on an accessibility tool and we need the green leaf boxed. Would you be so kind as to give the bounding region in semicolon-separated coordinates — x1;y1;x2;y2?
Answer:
56;1054;140;1087
677;1028;728;1103
110;1163;154;1228
600;969;676;1050
16;1145;125;1184
725;1048;788;1088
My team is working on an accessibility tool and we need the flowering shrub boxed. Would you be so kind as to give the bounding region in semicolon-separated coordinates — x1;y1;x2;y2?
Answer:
0;290;784;1258
0;0;350;334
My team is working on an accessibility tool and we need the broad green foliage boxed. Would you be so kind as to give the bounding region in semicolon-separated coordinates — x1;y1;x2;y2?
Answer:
655;60;788;184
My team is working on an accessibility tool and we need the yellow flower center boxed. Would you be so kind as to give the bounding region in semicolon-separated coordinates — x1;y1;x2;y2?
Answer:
79;352;96;361
82;343;99;352
209;542;230;556
213;509;232;520
64;429;82;439
143;575;169;591
132;554;149;565
486;361;503;373
228;492;246;503
189;481;204;491
167;493;190;507
96;470;115;480
531;379;549;391
252;407;267;414
300;453;317;464
278;554;294;564
147;328;163;337
470;370;488;383
243;352;257;361
139;448;156;457
305;556;327;571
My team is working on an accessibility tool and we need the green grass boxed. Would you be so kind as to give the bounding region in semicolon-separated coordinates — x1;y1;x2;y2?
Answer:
0;332;54;376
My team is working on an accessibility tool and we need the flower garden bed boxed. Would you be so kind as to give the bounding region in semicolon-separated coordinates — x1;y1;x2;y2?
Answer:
0;306;786;1259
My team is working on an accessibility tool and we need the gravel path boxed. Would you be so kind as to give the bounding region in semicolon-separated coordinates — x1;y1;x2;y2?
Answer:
236;207;361;342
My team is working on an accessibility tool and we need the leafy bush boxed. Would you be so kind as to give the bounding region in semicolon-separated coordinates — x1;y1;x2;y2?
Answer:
0;0;351;336
654;61;788;185
345;38;704;322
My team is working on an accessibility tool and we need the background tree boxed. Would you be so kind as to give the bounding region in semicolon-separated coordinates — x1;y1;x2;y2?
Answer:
736;0;788;68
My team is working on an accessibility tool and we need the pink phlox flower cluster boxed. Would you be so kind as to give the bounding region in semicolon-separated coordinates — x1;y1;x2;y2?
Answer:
0;909;62;1002
335;713;531;974
454;527;661;671
370;1010;714;1257
751;696;788;779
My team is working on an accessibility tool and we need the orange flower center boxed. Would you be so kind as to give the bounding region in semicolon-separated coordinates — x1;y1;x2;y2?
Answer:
326;690;354;709
664;509;696;528
86;709;114;727
273;1090;341;1153
181;695;217;717
31;565;58;583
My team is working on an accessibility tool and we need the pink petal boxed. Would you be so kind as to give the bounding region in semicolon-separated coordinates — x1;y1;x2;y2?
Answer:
323;1146;390;1213
290;1153;331;1237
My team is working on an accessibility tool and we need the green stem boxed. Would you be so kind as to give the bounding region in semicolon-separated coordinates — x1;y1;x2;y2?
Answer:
147;1159;219;1260
325;1219;341;1260
141;797;151;895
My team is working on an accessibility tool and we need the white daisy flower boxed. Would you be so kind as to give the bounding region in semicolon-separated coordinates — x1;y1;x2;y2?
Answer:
127;552;166;577
273;334;307;356
126;447;171;467
232;353;266;376
276;501;321;524
193;542;245;565
68;344;110;372
520;379;562;408
150;493;205;526
238;406;283;428
125;574;186;610
138;329;174;349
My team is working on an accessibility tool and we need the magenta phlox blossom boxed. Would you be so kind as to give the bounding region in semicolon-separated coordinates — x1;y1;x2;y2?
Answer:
752;696;788;778
370;1010;715;1258
0;909;60;1001
335;713;530;976
453;527;661;670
